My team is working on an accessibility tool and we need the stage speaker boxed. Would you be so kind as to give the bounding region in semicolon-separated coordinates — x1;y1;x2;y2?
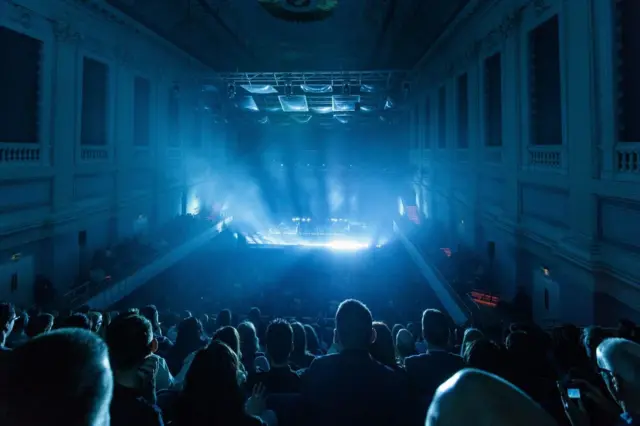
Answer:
487;241;495;261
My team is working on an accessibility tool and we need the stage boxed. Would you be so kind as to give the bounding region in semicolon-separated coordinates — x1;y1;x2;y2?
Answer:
234;217;390;251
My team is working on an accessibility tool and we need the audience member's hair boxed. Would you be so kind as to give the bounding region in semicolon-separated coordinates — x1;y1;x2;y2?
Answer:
213;325;241;357
580;326;612;364
291;321;308;357
2;329;113;426
200;313;209;325
237;321;259;356
407;322;421;342
460;328;483;357
304;324;322;355
61;313;91;330
396;328;416;359
391;324;403;345
265;318;294;365
176;340;250;425
370;321;397;369
464;339;506;378
216;309;232;328
422;309;450;348
335;299;374;350
106;314;154;371
87;312;103;333
248;307;261;323
140;305;162;335
426;368;557;426
176;317;204;347
25;313;55;338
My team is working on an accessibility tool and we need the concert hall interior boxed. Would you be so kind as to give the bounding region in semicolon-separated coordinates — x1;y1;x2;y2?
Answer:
1;3;640;424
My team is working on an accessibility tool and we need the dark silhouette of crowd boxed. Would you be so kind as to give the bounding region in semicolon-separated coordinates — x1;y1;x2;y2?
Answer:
0;298;639;426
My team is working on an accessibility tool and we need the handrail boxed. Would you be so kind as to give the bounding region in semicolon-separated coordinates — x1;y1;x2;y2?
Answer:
64;218;230;308
394;220;477;325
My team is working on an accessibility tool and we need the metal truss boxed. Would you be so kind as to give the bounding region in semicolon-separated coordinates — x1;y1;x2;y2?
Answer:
205;70;407;88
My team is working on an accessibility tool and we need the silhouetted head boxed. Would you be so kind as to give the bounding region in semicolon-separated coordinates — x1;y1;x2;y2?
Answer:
25;313;55;338
370;321;397;368
597;338;640;413
422;309;450;349
304;324;321;355
2;328;113;426
237;321;259;356
427;369;556;426
213;326;241;357
216;309;232;328
334;299;375;351
291;321;308;356
61;313;91;330
106;314;156;374
266;319;294;366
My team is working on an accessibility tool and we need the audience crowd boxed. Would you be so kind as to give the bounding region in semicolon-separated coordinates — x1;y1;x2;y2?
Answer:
1;296;639;426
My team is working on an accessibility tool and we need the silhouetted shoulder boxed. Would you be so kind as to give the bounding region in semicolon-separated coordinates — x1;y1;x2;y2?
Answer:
308;352;338;368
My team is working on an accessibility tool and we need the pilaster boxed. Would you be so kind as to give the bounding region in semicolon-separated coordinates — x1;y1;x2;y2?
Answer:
560;0;598;257
51;22;80;213
501;20;521;222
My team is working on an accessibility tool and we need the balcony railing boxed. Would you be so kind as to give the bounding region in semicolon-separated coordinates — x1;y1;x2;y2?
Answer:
65;218;231;309
80;146;110;162
615;143;640;175
0;143;42;165
527;145;564;170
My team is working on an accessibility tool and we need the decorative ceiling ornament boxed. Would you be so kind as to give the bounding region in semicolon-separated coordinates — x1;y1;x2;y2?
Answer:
258;0;339;22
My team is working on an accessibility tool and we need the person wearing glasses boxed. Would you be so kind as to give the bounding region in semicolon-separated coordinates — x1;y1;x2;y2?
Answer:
560;338;640;426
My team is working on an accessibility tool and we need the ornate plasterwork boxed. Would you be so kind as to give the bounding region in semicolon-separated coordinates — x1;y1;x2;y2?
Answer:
532;0;552;16
6;3;33;30
480;6;526;54
53;20;81;42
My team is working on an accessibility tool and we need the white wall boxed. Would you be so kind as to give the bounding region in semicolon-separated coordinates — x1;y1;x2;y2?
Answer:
409;0;640;325
0;0;229;304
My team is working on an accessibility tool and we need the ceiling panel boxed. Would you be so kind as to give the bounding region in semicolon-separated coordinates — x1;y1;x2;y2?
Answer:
107;0;470;71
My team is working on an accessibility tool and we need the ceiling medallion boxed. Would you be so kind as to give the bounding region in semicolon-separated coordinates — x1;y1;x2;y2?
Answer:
258;0;338;22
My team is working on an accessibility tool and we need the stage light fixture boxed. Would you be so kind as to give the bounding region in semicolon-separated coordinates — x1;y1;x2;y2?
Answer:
227;83;236;99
